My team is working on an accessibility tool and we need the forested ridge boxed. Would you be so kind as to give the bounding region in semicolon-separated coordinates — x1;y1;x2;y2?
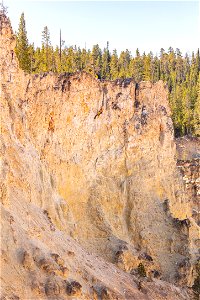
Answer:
15;13;200;137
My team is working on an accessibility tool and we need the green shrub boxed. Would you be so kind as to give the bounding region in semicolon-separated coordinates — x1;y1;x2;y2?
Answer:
137;263;146;277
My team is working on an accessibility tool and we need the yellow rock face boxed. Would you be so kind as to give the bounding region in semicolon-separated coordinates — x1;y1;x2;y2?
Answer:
0;12;198;300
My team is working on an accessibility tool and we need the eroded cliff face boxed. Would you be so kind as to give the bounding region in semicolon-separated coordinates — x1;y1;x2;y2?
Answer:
0;13;199;299
177;159;199;225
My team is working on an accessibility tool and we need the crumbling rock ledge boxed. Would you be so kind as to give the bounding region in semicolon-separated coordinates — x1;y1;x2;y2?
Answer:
1;12;199;299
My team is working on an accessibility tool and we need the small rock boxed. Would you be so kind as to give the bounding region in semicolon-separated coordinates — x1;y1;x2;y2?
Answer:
66;280;82;296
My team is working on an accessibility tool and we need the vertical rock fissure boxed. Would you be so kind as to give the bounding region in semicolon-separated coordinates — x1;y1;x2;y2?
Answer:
122;119;133;243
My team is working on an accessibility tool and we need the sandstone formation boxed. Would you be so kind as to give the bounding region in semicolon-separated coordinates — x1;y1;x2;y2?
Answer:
1;12;199;299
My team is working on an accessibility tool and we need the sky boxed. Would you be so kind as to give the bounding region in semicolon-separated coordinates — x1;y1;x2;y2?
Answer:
4;0;200;56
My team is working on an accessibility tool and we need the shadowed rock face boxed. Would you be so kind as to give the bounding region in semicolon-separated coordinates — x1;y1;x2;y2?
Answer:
176;136;200;226
0;12;198;300
177;159;199;225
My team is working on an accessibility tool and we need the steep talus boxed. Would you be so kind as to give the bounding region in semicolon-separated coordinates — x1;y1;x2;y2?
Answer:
1;13;199;299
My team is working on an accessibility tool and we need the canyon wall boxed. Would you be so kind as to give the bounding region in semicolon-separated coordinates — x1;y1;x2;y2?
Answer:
1;13;199;299
177;158;199;226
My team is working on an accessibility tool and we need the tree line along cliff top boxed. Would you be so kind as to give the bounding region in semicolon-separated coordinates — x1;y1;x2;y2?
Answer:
1;11;200;137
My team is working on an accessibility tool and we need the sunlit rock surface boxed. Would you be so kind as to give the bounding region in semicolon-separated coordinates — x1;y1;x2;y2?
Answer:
1;12;199;299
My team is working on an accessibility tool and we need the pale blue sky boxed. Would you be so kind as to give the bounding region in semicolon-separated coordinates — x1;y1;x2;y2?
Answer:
5;1;200;56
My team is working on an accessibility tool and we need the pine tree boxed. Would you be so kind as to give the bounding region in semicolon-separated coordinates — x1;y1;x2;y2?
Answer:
64;46;76;73
193;74;200;136
110;49;119;80
143;52;151;81
175;48;184;83
28;43;35;73
15;12;31;72
41;26;52;72
118;49;131;79
183;53;190;81
80;48;92;73
151;55;160;83
91;44;102;78
74;46;83;72
101;42;111;79
53;46;61;73
160;48;169;82
33;47;42;73
132;49;143;82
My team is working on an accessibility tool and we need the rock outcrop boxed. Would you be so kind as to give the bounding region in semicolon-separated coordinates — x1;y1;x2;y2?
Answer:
175;137;200;290
177;159;199;225
1;12;199;299
176;137;199;226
